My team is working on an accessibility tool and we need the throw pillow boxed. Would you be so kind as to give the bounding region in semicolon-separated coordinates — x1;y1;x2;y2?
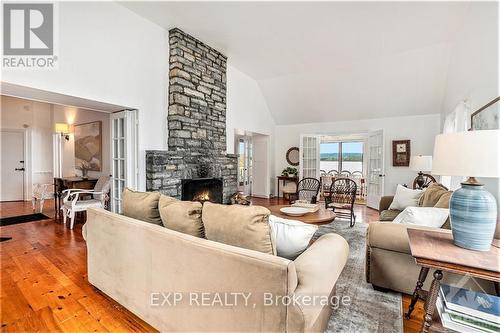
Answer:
388;185;424;211
434;191;452;208
122;188;162;225
158;194;204;238
202;202;276;255
420;183;449;207
268;215;318;260
393;206;449;228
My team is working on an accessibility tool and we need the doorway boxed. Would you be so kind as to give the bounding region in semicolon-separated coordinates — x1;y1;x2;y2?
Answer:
237;136;253;196
0;130;26;201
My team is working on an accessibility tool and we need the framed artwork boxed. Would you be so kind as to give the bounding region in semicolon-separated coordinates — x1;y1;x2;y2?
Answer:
470;97;499;131
392;140;410;167
74;121;102;171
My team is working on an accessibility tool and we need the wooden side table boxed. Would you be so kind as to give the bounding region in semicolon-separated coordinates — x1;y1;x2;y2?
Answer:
406;228;500;333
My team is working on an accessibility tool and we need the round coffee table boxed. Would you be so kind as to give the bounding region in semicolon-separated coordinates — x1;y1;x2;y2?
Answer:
267;205;336;225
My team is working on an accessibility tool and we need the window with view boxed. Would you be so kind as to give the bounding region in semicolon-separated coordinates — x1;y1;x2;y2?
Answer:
320;141;363;175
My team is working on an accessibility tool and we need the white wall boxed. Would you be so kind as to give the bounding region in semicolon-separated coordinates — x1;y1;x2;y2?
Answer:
274;114;441;196
1;2;168;191
226;64;276;197
52;105;110;179
226;64;275;153
440;2;499;211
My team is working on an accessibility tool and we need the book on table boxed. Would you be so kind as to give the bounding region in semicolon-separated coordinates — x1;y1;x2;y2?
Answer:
437;284;500;333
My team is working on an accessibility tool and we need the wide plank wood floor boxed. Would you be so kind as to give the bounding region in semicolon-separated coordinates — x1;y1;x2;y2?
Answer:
1;198;425;332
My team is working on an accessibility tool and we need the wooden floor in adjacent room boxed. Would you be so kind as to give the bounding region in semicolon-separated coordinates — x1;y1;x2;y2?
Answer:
0;198;425;332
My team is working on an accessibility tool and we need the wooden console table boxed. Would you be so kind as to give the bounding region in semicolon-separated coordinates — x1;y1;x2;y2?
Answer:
276;176;298;199
406;228;500;333
54;177;98;219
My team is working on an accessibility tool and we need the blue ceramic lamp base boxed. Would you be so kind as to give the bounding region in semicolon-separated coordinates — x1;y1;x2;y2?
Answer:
450;177;498;252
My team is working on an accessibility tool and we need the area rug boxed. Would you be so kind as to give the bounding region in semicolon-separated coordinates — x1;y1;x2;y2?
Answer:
0;213;50;227
313;220;403;333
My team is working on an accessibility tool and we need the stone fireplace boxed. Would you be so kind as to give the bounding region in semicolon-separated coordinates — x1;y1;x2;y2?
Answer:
146;28;237;203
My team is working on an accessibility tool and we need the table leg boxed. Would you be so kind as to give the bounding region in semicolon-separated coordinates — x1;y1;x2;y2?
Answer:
420;270;443;333
277;180;281;200
405;267;429;319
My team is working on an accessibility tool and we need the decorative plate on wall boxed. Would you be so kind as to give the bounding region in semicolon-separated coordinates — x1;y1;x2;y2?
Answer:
286;147;300;166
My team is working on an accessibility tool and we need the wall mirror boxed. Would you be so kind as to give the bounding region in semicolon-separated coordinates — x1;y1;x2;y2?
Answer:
286;147;300;166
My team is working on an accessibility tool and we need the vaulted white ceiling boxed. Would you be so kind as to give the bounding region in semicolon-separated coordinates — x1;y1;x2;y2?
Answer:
121;1;475;125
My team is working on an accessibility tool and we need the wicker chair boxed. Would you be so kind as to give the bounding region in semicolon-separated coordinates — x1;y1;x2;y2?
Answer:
325;178;357;227
289;178;320;204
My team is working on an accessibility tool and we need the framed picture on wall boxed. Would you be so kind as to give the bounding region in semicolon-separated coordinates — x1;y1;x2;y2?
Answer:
74;121;102;171
392;140;410;166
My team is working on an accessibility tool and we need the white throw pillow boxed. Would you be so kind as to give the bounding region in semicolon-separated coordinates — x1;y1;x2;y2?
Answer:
268;215;318;260
388;184;424;211
393;207;449;228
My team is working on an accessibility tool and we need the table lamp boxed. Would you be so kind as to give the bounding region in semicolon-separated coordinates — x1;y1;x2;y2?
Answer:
432;130;499;251
409;155;432;189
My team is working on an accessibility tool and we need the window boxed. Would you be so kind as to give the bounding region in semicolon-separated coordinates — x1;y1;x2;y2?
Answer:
320;141;363;174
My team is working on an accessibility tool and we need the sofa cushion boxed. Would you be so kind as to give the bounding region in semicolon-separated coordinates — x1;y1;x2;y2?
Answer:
393;207;449;228
268;215;318;260
379;209;401;221
158;195;204;238
122;188;161;225
420;183;449;207
202;202;276;255
388;185;423;211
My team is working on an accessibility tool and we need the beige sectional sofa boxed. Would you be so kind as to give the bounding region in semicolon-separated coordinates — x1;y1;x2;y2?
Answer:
366;193;499;295
85;208;349;332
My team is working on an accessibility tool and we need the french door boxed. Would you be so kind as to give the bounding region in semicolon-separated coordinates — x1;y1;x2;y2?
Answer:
366;130;385;209
110;110;138;213
237;136;253;196
299;135;320;180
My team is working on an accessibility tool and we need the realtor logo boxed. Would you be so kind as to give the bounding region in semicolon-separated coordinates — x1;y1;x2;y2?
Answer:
2;3;57;69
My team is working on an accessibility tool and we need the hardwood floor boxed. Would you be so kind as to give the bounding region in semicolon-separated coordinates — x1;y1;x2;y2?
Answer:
0;198;425;332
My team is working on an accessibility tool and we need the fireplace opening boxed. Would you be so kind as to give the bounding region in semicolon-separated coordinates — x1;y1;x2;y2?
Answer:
181;178;223;204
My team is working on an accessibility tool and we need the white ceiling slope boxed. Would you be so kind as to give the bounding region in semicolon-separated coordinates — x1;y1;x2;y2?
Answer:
121;1;483;125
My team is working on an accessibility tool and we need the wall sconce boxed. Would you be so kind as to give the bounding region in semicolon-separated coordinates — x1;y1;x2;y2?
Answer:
54;123;74;141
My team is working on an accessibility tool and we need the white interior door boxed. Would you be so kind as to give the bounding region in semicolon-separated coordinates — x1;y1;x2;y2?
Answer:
110;110;138;213
299;134;320;180
366;130;385;209
237;136;253;196
1;130;25;201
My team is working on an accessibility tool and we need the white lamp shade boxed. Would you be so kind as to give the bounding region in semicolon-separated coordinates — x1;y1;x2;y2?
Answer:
409;155;432;171
432;130;500;178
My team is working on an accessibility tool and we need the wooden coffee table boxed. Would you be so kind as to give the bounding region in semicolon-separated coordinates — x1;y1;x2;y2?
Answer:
267;205;336;225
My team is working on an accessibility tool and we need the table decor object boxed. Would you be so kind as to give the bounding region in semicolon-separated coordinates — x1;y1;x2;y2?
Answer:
279;206;310;217
432;130;499;251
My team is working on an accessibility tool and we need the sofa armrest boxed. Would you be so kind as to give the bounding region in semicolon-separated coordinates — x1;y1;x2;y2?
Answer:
379;196;394;212
367;222;442;255
293;233;349;295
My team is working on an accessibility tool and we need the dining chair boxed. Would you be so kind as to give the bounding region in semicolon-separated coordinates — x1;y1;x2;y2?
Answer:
61;176;111;229
325;178;357;227
32;183;54;213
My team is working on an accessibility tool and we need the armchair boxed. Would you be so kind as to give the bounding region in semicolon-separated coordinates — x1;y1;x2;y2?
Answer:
61;176;110;229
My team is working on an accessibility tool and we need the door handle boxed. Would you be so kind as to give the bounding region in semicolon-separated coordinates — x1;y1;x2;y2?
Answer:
378;174;385;177
15;168;25;171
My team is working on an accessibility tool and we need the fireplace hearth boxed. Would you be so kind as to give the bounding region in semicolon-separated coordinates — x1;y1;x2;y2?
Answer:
181;178;223;204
